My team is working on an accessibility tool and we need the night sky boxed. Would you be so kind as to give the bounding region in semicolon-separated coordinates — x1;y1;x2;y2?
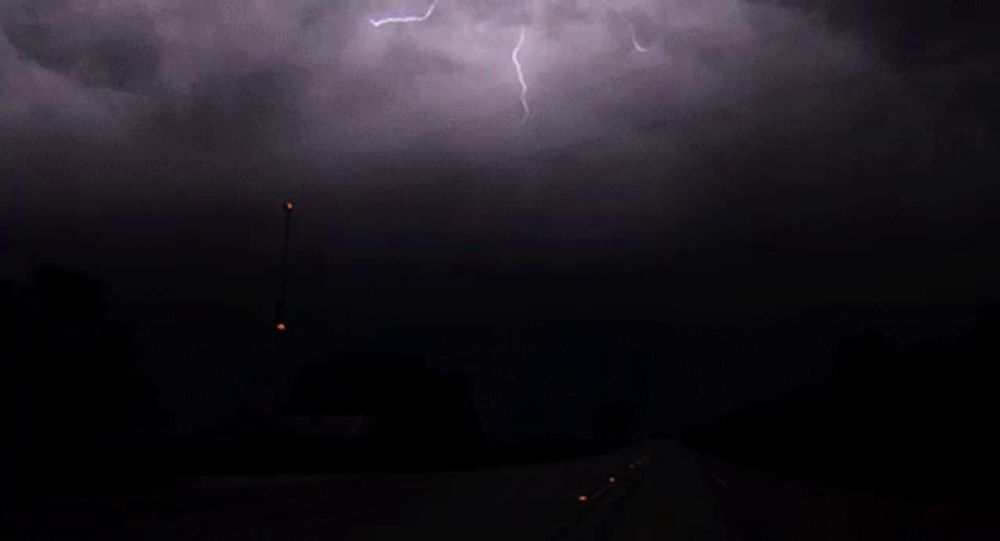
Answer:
3;1;999;437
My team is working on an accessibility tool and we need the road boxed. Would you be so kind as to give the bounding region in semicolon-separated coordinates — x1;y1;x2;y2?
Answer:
8;441;733;540
19;440;991;539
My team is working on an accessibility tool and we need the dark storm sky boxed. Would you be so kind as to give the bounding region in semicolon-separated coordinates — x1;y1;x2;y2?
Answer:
3;1;999;435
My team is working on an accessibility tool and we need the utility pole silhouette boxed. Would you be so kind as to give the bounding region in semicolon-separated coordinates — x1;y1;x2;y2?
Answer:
276;200;294;333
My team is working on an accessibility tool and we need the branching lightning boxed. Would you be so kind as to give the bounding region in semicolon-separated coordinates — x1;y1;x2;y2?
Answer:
369;3;529;122
370;5;665;122
369;0;438;28
369;2;530;122
512;26;530;123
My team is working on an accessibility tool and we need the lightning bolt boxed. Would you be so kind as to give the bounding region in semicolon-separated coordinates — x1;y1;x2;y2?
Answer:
369;0;438;28
627;23;648;53
512;26;530;123
619;13;648;53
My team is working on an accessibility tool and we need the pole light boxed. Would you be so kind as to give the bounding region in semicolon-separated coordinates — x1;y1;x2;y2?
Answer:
276;200;293;332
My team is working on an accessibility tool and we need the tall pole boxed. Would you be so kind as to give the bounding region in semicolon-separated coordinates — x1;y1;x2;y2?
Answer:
276;200;294;332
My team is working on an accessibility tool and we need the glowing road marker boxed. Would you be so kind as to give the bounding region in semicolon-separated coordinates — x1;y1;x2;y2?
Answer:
369;0;438;28
512;26;530;122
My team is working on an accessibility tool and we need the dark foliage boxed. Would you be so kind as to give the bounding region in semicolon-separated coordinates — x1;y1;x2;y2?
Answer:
2;267;162;491
286;353;484;469
683;305;1000;502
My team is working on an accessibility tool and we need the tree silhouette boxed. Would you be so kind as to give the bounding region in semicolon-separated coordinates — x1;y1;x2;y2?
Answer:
2;267;161;483
286;353;482;468
591;400;640;447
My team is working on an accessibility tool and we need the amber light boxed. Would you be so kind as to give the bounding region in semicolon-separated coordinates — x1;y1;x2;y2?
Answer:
284;201;294;212
276;322;287;332
577;494;589;503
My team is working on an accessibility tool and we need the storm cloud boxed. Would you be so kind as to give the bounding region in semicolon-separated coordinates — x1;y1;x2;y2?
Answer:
4;0;998;435
0;1;909;157
3;0;998;303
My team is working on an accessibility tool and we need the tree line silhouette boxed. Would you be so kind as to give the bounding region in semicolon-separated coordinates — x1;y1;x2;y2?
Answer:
684;307;1000;501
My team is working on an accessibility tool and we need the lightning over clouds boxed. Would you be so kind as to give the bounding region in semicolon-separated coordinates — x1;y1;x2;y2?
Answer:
619;12;649;52
1;0;995;197
370;0;438;28
512;25;530;122
3;0;999;452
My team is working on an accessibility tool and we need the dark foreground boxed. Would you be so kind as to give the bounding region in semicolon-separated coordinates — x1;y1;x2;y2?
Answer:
6;440;996;540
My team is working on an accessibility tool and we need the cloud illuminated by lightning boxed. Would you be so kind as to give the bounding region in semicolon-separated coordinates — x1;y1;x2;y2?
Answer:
366;5;535;122
512;26;530;123
369;0;438;28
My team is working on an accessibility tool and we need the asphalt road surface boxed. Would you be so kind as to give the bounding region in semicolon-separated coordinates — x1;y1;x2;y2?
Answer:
8;442;734;540
9;440;994;539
